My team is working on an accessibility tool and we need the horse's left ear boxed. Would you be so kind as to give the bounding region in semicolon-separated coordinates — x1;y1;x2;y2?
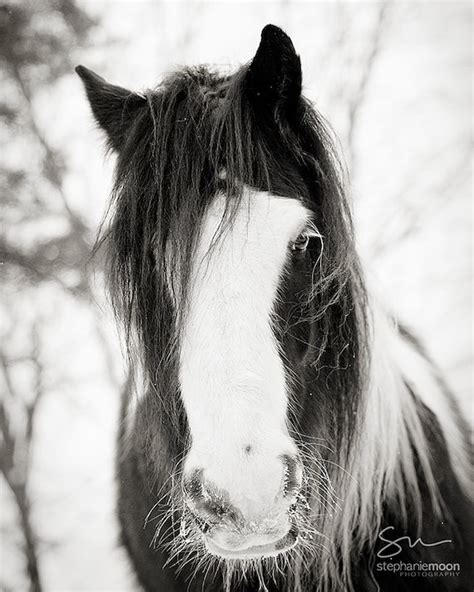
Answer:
246;24;302;119
76;65;147;151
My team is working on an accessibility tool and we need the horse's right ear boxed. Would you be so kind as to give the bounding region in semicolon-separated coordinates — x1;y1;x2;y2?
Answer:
75;65;146;151
246;25;302;120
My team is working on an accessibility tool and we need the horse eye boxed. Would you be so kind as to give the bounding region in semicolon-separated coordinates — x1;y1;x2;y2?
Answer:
291;233;310;252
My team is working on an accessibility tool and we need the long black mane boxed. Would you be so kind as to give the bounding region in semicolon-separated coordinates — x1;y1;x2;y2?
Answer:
100;64;368;460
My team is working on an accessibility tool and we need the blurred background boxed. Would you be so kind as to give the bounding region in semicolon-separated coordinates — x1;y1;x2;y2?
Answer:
0;1;471;590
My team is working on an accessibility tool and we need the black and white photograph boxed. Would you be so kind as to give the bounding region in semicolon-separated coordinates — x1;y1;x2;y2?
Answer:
1;1;472;591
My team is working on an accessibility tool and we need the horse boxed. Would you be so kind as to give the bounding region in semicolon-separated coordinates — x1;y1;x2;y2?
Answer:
76;24;472;592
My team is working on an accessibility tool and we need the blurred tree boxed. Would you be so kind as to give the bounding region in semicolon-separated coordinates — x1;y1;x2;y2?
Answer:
0;2;104;590
0;0;96;297
1;325;45;592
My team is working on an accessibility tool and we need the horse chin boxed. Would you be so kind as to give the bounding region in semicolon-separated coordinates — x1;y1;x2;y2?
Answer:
203;528;299;560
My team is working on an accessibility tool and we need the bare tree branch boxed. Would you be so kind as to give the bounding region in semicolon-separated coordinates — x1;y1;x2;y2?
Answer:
0;242;84;299
346;2;388;174
8;62;90;239
0;329;45;592
368;150;470;259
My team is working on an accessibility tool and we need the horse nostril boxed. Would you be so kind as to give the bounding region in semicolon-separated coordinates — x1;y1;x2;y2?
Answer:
183;470;242;528
191;513;212;534
281;454;302;498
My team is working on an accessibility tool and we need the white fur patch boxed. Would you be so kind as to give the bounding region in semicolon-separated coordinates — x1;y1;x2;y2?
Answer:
179;187;310;518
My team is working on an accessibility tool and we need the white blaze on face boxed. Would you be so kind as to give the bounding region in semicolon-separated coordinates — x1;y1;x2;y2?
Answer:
179;187;311;520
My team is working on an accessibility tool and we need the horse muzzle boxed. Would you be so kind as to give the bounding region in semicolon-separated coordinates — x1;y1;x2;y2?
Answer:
204;523;299;559
183;454;302;559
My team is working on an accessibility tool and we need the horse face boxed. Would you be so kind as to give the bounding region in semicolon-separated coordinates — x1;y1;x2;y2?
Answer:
178;188;317;558
77;24;318;561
